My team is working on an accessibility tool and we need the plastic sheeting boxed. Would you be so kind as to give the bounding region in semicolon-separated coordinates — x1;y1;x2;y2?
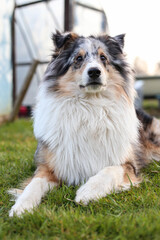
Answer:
0;0;14;116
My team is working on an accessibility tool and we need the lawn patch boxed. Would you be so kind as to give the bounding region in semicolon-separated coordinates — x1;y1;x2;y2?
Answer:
0;119;160;240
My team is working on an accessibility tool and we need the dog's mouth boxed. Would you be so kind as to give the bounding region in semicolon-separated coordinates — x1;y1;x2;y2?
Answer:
80;82;103;88
86;82;103;86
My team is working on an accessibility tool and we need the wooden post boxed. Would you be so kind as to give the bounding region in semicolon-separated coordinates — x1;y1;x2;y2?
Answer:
9;60;39;122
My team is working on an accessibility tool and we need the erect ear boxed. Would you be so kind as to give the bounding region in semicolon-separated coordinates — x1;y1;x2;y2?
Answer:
98;34;125;55
114;34;125;49
52;30;79;49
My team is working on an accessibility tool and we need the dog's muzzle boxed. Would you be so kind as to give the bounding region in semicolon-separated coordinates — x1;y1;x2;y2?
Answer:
80;67;102;89
87;67;102;86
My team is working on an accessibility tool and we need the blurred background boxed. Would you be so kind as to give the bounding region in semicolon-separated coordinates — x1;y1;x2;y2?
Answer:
0;0;160;123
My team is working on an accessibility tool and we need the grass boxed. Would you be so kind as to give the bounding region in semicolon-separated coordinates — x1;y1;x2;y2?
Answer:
0;115;160;240
143;99;160;117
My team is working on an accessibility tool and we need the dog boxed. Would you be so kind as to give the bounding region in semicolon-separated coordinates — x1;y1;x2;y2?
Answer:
9;31;160;217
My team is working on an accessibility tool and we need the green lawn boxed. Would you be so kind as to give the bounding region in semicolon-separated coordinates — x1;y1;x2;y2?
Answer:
0;119;160;240
143;99;160;117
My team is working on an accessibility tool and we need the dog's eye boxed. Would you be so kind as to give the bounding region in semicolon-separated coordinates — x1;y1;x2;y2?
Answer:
100;55;107;61
76;55;83;62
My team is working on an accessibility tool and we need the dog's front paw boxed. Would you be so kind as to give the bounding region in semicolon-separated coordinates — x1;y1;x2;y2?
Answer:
9;201;34;217
75;176;109;204
75;184;95;205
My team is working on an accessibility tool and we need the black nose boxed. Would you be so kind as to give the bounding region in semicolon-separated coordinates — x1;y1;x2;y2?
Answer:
88;68;101;80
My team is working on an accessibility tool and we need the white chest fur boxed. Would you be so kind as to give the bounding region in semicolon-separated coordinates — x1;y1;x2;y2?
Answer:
33;84;139;185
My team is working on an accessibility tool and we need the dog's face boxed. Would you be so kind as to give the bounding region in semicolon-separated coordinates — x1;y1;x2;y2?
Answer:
68;37;110;93
45;31;132;97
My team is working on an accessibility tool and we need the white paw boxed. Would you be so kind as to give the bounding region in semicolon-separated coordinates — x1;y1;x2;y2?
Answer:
75;176;111;204
9;201;34;217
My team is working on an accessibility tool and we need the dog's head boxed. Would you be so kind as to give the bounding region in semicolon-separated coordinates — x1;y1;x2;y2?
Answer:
45;31;133;99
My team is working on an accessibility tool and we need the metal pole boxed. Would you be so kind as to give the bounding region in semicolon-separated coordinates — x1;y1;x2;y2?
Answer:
64;0;74;31
75;2;105;13
16;0;51;8
11;6;16;105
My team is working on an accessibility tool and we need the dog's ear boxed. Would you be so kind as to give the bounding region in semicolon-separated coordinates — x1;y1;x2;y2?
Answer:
98;34;125;55
52;30;79;49
114;34;125;49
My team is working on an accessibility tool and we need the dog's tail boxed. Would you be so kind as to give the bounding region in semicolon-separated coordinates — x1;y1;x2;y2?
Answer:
136;108;160;162
8;188;23;201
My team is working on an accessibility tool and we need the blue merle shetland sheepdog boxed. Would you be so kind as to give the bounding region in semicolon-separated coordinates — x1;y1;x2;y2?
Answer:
9;31;160;216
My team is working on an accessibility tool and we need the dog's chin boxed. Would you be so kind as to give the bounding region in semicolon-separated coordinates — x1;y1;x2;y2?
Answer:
80;83;106;93
85;85;106;93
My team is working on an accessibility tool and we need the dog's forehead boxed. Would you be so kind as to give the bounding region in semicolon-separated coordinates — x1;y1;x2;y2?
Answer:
75;37;106;55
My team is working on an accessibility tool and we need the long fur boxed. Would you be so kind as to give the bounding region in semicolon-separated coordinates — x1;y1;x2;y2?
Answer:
8;31;160;216
33;81;139;186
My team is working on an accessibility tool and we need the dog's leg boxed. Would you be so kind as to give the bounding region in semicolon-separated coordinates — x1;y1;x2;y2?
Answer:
75;163;140;204
9;165;59;217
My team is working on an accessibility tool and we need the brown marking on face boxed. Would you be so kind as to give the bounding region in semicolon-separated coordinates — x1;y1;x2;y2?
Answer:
75;49;86;59
122;162;141;184
107;65;132;104
57;67;78;97
97;48;110;72
74;49;86;70
98;48;109;63
46;68;77;96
